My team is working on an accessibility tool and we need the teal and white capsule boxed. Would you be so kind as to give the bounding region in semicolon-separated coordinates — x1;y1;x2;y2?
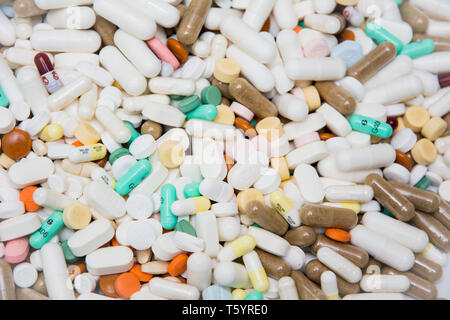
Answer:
349;114;393;138
184;182;201;198
29;211;65;249
160;184;178;230
365;22;403;53
114;159;152;195
400;39;435;59
171;197;211;216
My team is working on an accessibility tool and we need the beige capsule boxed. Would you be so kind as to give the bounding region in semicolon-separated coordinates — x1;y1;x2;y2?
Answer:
300;204;358;229
399;1;429;33
314;81;356;116
245;200;289;236
411;254;443;283
176;0;212;45
94;16;116;47
283;226;317;248
411;211;450;252
16;288;49;300
432;199;450;230
389;181;440;213
291;270;327;300
254;248;291;280
382;267;437;300
0;259;15;300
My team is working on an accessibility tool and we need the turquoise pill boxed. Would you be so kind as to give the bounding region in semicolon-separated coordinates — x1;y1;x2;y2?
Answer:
183;182;201;198
114;159;152;195
400;39;435;59
250;118;258;127
382;208;395;218
244;290;264;300
415;176;430;190
124;121;141;146
175;220;197;237
202;285;232;300
365;22;403;53
394;0;403;5
201;86;222;106
170;95;185;100
349;114;393;138
186;104;218;121
61;240;78;263
0;86;8;107
160;184;178;230
178;95;201;113
109;148;130;165
29;211;64;249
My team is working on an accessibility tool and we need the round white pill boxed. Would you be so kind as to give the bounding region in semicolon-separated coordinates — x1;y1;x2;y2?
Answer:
65;178;83;199
13;263;38;288
129;134;156;159
74;273;97;294
253;168;281;195
390;128;417;153
115;220;133;246
127;220;156;250
126;194;153;220
29;250;43;271
47;174;68;193
112;155;137;180
9;101;31;121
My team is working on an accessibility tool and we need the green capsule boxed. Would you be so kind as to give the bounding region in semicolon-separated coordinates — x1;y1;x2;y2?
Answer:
349;114;393;138
161;184;178;230
382;208;395;218
243;290;264;300
109;147;130;165
29;211;65;249
114;159;152;195
178;95;201;113
394;0;403;5
0;85;9;107
252;223;261;228
184;182;201;198
250;118;258;127
298;21;306;28
365;22;403;53
400;39;435;59
186;104;218;121
61;240;78;263
201;86;222;106
175;220;197;236
415;176;431;190
124;121;141;146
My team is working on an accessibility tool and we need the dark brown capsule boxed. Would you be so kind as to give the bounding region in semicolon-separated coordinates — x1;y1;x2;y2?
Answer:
212;78;233;99
283;226;316;248
176;0;212;45
315;81;356;115
411;254;443;283
290;270;327;300
432;199;450;230
389;181;440;213
254;248;291;280
300;204;358;229
411;211;450;252
245;200;289;236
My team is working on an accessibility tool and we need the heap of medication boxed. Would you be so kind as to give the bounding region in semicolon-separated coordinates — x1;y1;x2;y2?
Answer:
1;0;450;301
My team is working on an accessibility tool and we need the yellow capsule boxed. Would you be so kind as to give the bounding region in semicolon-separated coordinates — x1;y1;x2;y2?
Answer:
270;190;294;215
193;196;211;213
243;251;269;293
232;288;247;300
69;143;107;163
340;201;361;214
171;196;211;216
41;123;64;141
230;235;256;258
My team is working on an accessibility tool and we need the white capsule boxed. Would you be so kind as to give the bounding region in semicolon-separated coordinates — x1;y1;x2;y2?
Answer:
285;58;346;81
360;274;410;293
335;144;396;172
317;247;362;284
278;276;299;300
320;271;339;300
214;261;252;289
149;277;200;300
325;185;374;203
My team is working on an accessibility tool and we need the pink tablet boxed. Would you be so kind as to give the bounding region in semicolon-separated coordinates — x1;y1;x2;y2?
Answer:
230;102;254;122
294;131;320;149
4;237;29;264
147;37;180;70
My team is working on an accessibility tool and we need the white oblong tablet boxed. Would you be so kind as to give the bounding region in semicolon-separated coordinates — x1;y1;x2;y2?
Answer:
13;263;38;288
211;202;238;217
127;220;156;250
83;181;126;220
0;201;25;219
286;141;329;169
409;165;427;186
86;246;134;276
227;163;261;191
294;164;324;204
390;128;417;153
126;194;153;220
67;219;115;257
0;213;41;242
383;163;410;184
253;168;281;195
8;157;55;188
129;134;156;159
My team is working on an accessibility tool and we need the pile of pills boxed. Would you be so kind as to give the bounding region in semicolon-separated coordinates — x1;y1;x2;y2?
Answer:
0;0;450;301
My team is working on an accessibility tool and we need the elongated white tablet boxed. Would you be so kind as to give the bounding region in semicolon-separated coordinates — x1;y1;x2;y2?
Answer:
286;141;329;169
142;102;186;127
149;277;200;300
86;246;134;276
283;113;327;140
83;181;126;219
285;57;346;81
316;103;352;137
294;164;324;204
68;219;115;257
0;213;41;242
8;157;55;188
0;201;25;219
195;211;220;258
148;77;195;96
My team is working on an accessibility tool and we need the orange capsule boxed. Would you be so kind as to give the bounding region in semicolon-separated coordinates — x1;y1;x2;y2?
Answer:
235;117;257;138
293;25;303;34
395;149;412;171
325;228;351;243
340;29;355;41
167;38;189;64
261;17;271;32
319;133;336;141
72;141;84;147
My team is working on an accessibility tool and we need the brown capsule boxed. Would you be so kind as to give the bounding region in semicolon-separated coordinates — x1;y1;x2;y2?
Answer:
99;274;120;298
13;0;47;18
0;258;16;300
305;260;360;296
229;78;278;119
212;78;233;99
140;120;163;139
382;266;437;300
411;254;443;283
411;211;450;252
176;0;212;45
399;1;429;33
255;248;291;280
245;200;289;236
331;13;347;35
362;258;383;274
176;4;187;19
300;204;358;229
32;272;47;296
94;16;117;47
346;42;397;84
167;38;189;64
16;288;49;300
432;199;450;230
413;34;450;52
389;181;440;213
311;235;369;268
365;173;415;222
314;81;356;115
283;226;317;248
290;270;327;300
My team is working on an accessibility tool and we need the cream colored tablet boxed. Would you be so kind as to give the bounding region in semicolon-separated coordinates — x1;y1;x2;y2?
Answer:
67;219;115;257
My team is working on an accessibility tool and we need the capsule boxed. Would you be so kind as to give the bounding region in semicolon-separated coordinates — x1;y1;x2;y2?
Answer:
365;22;403;52
0;259;16;300
254;248;291;280
278;276;299;300
317;247;362;284
29;211;64;249
114;159;152;196
382;267;437;300
269;190;300;227
389;181;440;213
411;254;443;283
34;52;63;94
160;184;178;230
242;251;269;293
213;261;251;289
305;260;361;296
432;199;450;230
283;226;317;248
360;274;410;293
228;78;278;119
314;81;356;116
300;204;358;230
176;0;212;46
291;270;326;300
217;235;256;262
321;271;339;300
349;114;393;138
311;235;369;268
411;211;450;252
365;173;415;222
399;1;429;33
170;197;211;216
346;42;397;84
413;34;450;52
68;144;107;163
244;200;289;236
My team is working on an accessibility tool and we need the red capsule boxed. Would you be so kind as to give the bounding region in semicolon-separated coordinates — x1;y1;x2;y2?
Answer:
386;116;398;130
34;52;63;94
438;72;450;88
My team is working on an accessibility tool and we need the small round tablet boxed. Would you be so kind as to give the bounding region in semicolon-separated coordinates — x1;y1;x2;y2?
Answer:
115;220;133;246
74;273;97;294
127;220;156;250
126;194;153;220
13;262;38;288
145;218;163;239
111;155;137;180
129;134;157;159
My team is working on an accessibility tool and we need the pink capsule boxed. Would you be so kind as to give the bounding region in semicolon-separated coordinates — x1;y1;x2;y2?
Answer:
147;37;180;70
